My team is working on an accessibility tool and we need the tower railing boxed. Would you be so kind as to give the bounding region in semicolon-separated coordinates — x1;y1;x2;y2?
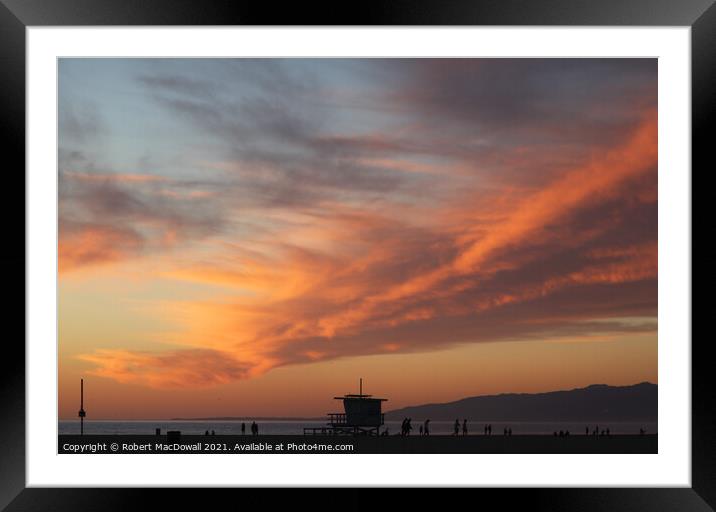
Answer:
328;413;346;425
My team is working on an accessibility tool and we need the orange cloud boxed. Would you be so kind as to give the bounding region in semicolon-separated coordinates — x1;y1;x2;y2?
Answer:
67;114;657;389
64;171;167;183
75;106;657;385
59;58;658;393
77;349;252;389
59;222;143;273
301;111;657;338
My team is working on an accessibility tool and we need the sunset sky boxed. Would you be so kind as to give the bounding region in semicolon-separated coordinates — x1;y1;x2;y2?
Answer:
58;59;657;419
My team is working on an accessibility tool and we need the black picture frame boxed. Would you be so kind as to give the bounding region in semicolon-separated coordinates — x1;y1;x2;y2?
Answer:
0;0;706;509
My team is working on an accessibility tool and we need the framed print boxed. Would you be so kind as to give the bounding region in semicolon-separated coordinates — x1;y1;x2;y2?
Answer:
0;0;708;509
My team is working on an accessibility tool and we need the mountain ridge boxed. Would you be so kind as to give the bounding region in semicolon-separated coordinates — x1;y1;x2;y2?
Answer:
384;382;657;422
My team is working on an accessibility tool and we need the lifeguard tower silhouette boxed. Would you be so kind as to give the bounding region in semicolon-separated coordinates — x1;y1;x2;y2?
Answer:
305;378;387;436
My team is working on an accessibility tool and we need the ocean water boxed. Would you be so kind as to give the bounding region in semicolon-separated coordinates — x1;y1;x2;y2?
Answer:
58;420;657;436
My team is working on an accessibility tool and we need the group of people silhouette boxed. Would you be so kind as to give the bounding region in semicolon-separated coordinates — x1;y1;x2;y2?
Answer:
395;422;647;437
400;418;434;436
585;425;610;436
453;419;470;435
397;419;511;436
452;419;500;435
203;421;260;436
238;421;260;435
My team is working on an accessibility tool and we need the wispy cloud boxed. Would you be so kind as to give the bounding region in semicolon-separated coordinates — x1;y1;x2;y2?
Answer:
60;59;657;388
64;171;168;184
78;349;253;388
59;220;144;273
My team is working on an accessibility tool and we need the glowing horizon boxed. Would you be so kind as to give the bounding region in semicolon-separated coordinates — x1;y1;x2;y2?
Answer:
58;58;657;419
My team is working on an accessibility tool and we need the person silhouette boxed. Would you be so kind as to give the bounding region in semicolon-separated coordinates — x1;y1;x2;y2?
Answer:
606;428;610;436
453;419;460;436
251;421;258;435
419;425;423;435
241;422;246;435
424;419;430;436
462;419;468;436
488;424;492;436
406;418;413;436
401;418;407;436
211;430;215;436
204;430;209;436
586;426;589;436
508;428;512;436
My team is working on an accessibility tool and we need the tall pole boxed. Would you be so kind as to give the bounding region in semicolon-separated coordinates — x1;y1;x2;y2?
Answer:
78;378;86;435
360;378;362;396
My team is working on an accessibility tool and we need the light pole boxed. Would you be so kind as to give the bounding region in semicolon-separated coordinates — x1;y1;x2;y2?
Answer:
78;378;86;435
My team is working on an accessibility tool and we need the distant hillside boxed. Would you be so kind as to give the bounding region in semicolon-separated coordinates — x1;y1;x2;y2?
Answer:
385;382;657;422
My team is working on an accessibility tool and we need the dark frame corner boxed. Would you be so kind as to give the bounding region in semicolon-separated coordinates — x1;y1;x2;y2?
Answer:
1;0;707;509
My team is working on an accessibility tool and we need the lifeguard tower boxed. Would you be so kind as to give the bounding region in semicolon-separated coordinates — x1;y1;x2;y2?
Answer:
304;379;387;436
303;379;388;436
